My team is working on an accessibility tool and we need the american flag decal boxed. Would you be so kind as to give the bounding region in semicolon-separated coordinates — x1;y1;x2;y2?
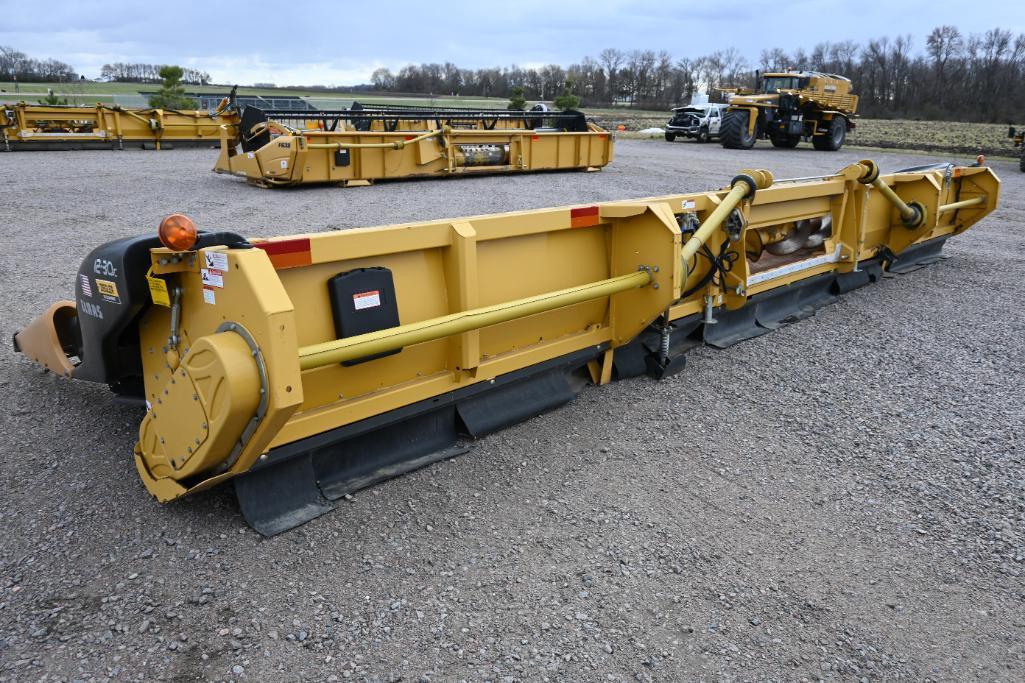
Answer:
80;274;93;297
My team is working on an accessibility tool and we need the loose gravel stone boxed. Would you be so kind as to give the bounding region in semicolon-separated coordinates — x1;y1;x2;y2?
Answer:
0;141;1023;681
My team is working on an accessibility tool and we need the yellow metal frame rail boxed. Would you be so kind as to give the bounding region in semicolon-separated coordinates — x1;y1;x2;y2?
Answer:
0;102;239;150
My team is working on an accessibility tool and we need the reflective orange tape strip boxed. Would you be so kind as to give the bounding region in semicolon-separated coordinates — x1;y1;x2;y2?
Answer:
570;206;599;228
254;238;312;269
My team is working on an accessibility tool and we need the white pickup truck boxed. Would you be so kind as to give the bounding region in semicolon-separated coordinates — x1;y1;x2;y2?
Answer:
664;103;728;143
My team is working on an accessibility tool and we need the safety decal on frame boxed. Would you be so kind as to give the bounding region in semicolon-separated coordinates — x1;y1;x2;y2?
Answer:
352;290;381;310
203;287;216;305
204;251;229;272
94;279;121;304
201;268;224;288
682;199;696;210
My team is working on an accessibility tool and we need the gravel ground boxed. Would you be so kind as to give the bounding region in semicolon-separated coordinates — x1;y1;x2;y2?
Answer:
1;140;1023;682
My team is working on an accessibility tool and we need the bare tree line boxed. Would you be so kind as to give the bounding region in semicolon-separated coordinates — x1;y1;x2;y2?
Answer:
369;26;1025;121
100;63;211;85
5;25;1025;122
0;46;76;83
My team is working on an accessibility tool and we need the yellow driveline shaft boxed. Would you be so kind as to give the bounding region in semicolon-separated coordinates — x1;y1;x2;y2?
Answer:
937;196;986;214
680;182;751;264
307;129;442;151
298;270;652;370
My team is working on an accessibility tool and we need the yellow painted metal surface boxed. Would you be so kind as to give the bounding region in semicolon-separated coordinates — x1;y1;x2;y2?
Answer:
213;119;614;186
0;102;238;149
13;160;1000;504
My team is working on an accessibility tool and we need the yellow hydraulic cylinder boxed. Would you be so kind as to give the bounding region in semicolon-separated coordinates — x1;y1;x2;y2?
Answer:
298;270;653;370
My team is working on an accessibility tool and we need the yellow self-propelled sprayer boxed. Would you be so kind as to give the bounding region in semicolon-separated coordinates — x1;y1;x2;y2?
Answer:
14;159;999;534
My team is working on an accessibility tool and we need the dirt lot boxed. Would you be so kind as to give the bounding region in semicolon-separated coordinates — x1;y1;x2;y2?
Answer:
1;140;1023;682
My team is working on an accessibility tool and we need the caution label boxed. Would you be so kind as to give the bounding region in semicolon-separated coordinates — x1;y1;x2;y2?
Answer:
201;268;224;288
353;290;381;310
204;251;229;272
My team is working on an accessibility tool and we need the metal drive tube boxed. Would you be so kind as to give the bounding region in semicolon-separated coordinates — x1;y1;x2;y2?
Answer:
856;160;926;227
298;270;652;370
307;129;442;151
681;177;755;264
937;196;986;214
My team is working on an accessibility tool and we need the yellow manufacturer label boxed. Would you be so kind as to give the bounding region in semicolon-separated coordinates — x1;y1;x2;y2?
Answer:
95;278;121;304
146;268;171;307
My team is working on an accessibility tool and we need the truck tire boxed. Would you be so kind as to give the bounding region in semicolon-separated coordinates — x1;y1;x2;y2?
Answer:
812;117;846;151
720;110;756;149
1020;151;1024;172
697;126;709;143
665;132;676;142
770;135;800;148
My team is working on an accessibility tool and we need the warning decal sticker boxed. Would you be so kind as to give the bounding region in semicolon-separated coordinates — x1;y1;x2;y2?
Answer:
204;251;229;272
201;269;224;288
352;290;381;310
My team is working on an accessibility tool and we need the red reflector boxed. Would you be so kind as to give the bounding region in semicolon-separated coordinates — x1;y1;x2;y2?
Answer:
532;135;540;141
255;238;312;269
404;135;415;141
570;206;600;228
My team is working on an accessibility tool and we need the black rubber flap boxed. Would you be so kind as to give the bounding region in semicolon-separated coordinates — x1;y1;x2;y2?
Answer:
313;407;466;500
888;237;947;274
457;370;576;438
704;273;837;349
233;454;333;536
234;346;599;535
614;314;701;380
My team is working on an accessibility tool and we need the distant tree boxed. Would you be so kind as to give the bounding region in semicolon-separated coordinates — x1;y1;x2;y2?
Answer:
147;66;197;110
507;85;526;110
370;67;395;90
553;78;581;110
38;89;67;105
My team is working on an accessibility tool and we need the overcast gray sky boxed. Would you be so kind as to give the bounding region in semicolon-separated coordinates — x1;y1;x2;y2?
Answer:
4;0;1022;85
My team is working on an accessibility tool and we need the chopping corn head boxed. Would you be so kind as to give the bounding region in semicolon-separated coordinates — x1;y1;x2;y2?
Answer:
15;159;999;534
213;104;613;187
1;102;238;151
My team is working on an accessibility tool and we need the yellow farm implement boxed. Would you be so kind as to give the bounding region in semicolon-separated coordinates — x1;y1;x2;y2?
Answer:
0;102;238;151
14;159;999;534
213;105;614;187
